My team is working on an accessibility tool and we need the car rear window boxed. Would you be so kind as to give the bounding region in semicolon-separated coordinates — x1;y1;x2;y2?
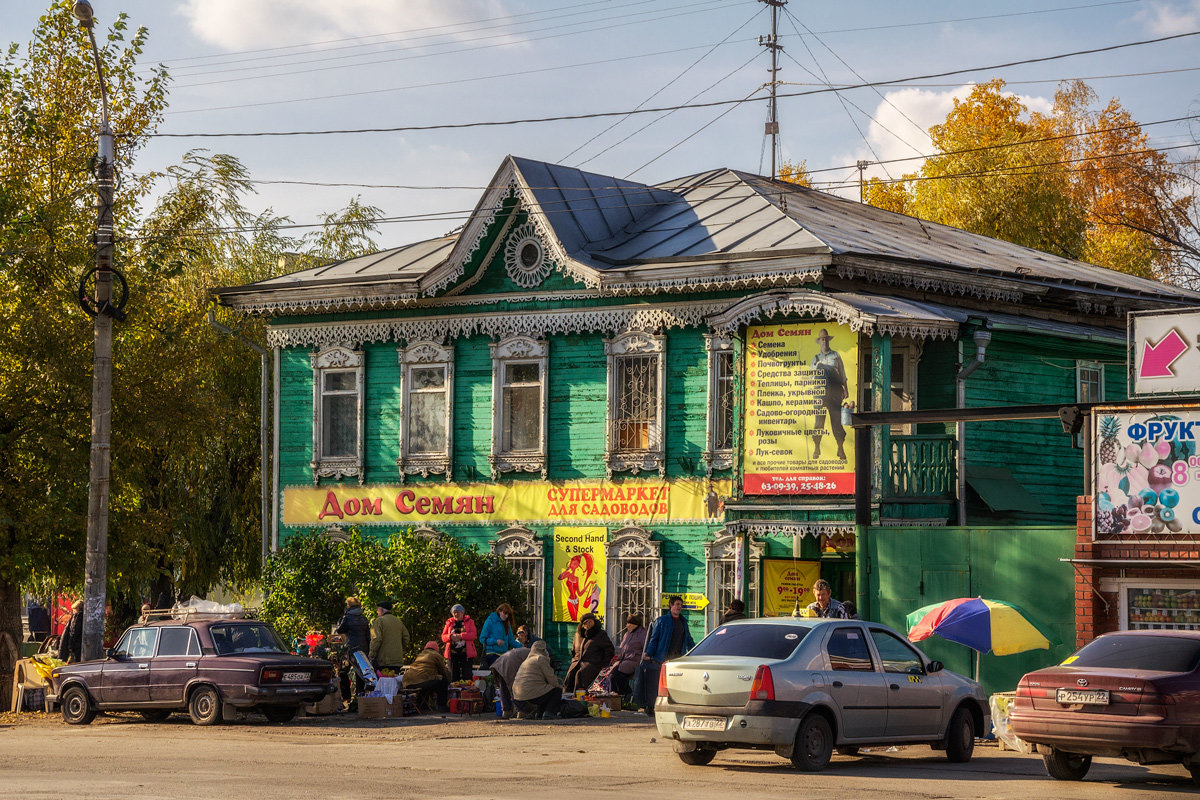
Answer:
689;624;809;660
1070;635;1200;672
210;623;286;655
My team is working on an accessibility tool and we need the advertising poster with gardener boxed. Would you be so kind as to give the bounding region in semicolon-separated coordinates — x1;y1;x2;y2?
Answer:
743;322;857;495
1094;409;1200;537
553;527;606;622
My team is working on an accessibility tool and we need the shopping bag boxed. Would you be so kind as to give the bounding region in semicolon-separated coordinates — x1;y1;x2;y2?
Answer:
587;662;617;695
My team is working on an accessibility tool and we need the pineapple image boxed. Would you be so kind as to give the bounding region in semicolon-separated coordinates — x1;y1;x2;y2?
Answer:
1098;416;1121;465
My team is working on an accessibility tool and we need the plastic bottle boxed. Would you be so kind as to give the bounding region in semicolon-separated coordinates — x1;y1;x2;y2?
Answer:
495;698;503;717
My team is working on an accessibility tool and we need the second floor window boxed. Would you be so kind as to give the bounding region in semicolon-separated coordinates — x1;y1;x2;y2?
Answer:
604;331;666;477
705;334;734;472
398;341;454;480
490;336;548;478
310;345;364;483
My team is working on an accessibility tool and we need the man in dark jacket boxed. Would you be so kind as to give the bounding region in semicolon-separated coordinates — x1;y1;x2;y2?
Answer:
335;596;371;700
58;600;84;663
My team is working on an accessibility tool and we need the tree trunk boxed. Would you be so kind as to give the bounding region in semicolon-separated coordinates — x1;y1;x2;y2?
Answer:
0;576;22;712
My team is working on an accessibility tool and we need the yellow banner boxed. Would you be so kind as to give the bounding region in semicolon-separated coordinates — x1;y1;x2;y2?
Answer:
283;478;730;527
553;527;606;623
762;559;822;617
744;322;858;495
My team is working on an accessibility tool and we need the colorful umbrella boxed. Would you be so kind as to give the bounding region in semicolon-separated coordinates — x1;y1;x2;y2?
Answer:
906;597;1058;656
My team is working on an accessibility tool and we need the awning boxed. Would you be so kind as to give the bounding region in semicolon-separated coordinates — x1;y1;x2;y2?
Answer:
707;290;965;340
966;465;1045;513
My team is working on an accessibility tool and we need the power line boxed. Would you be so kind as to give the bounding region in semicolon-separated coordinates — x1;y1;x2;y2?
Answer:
143;30;1200;139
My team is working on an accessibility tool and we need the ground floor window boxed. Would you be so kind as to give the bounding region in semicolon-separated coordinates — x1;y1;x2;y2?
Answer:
604;526;662;637
489;525;545;637
704;532;764;632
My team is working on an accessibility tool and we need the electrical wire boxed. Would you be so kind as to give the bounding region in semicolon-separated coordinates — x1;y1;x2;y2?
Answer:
624;87;766;179
142;30;1200;138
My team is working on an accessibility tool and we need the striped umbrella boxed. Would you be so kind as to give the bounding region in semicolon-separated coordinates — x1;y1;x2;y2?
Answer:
906;597;1058;657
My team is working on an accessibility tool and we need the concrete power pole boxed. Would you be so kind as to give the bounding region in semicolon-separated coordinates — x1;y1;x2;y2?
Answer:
759;0;786;179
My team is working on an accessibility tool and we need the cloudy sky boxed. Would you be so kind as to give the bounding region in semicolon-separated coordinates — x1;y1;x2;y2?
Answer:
3;0;1199;248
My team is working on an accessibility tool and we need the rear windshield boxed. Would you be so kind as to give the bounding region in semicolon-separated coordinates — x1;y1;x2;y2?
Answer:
210;623;286;655
1070;635;1200;672
689;624;809;660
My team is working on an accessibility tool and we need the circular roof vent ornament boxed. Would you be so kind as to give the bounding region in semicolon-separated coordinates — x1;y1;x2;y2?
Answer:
504;222;552;288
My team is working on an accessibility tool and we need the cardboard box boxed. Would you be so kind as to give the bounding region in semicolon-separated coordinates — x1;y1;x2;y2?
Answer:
357;696;387;720
306;689;341;716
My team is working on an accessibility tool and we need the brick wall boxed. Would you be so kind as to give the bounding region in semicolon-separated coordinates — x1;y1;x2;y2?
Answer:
1074;494;1200;648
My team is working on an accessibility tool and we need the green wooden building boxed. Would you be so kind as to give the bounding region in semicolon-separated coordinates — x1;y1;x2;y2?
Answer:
214;156;1199;687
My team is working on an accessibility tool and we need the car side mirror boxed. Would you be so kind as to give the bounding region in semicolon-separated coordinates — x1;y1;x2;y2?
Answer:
105;648;116;659
927;660;944;673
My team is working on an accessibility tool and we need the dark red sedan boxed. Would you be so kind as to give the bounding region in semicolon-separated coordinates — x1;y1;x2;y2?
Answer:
47;616;333;725
1010;630;1200;785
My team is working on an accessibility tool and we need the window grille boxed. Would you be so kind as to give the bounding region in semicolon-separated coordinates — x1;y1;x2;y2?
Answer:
310;345;364;483
1075;361;1104;448
604;332;665;477
703;533;764;632
704;335;734;473
490;526;545;637
614;354;658;450
604;526;662;637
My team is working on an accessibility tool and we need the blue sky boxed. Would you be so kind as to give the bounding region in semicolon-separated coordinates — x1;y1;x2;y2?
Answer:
3;0;1199;248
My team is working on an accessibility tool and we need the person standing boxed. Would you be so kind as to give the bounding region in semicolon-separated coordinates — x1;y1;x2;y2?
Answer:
368;599;410;673
478;602;520;668
26;598;50;642
809;328;849;461
611;613;647;698
721;599;747;623
512;640;561;720
404;641;451;712
335;596;371;700
58;600;84;663
806;579;850;619
563;612;614;693
441;603;477;682
640;596;695;715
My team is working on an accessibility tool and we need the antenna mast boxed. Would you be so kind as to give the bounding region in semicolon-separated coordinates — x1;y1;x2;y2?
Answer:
759;0;786;178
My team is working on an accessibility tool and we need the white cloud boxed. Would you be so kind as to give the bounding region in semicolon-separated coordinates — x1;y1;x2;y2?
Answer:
177;0;512;52
1139;0;1200;35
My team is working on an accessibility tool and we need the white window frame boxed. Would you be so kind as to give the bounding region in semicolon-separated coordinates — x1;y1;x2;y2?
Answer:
310;344;365;484
397;340;454;481
703;531;764;632
490;335;548;479
704;334;734;474
604;526;663;639
490;525;545;637
1075;360;1104;448
604;331;666;478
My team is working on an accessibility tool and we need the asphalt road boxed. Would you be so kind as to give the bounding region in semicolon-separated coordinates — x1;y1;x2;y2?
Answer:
1;709;1195;799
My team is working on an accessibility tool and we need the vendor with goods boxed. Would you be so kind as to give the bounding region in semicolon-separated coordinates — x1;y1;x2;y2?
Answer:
512;640;561;720
369;599;410;674
489;639;534;718
478;602;521;668
441;603;477;682
611;613;646;699
563;612;614;693
404;641;451;712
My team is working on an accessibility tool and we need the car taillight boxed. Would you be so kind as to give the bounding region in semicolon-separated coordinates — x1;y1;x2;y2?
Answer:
657;664;668;697
1140;690;1176;714
749;665;774;701
314;667;332;682
261;668;282;683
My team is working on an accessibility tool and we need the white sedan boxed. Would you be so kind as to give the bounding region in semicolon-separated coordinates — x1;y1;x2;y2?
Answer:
655;617;989;770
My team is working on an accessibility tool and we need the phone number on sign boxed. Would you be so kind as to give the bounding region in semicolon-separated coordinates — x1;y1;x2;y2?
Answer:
760;481;840;492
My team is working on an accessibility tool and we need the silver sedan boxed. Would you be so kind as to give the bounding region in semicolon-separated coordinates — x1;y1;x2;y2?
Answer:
654;617;989;770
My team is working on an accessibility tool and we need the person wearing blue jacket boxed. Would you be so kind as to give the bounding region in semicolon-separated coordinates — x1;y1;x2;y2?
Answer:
638;596;695;715
479;602;521;668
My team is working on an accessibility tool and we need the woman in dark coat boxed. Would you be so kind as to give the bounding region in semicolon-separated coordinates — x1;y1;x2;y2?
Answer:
334;596;371;700
563;612;614;693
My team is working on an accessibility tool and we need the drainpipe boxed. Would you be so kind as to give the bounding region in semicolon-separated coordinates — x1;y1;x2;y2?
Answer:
955;327;992;526
207;309;271;567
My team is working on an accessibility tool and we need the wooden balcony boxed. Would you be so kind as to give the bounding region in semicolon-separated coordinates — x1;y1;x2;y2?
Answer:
886;434;956;499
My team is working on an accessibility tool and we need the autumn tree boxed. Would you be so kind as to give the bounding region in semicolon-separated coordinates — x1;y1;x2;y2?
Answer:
777;159;813;188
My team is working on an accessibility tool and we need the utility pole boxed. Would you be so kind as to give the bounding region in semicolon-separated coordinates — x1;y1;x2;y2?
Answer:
856;160;870;203
758;0;786;179
75;0;126;662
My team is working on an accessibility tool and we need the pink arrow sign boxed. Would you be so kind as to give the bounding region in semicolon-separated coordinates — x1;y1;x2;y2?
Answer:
1140;329;1189;378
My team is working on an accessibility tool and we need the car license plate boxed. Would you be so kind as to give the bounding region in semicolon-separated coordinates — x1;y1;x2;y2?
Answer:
683;716;726;731
1056;688;1109;705
282;672;310;683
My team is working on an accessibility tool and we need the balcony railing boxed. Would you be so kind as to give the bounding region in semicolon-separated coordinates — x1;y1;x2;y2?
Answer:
886;434;956;499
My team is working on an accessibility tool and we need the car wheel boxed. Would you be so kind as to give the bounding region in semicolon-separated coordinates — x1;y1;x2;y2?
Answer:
188;686;223;726
945;706;975;763
790;713;833;772
1188;764;1200;787
1042;748;1092;781
836;746;860;756
139;710;171;722
678;748;717;766
262;705;298;723
61;685;96;725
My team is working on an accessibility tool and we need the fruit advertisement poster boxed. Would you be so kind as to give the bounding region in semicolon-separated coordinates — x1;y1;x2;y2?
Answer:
1094;410;1200;537
743;322;857;495
552;527;606;623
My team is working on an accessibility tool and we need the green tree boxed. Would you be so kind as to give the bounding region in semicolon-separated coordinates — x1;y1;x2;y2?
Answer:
261;529;526;662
